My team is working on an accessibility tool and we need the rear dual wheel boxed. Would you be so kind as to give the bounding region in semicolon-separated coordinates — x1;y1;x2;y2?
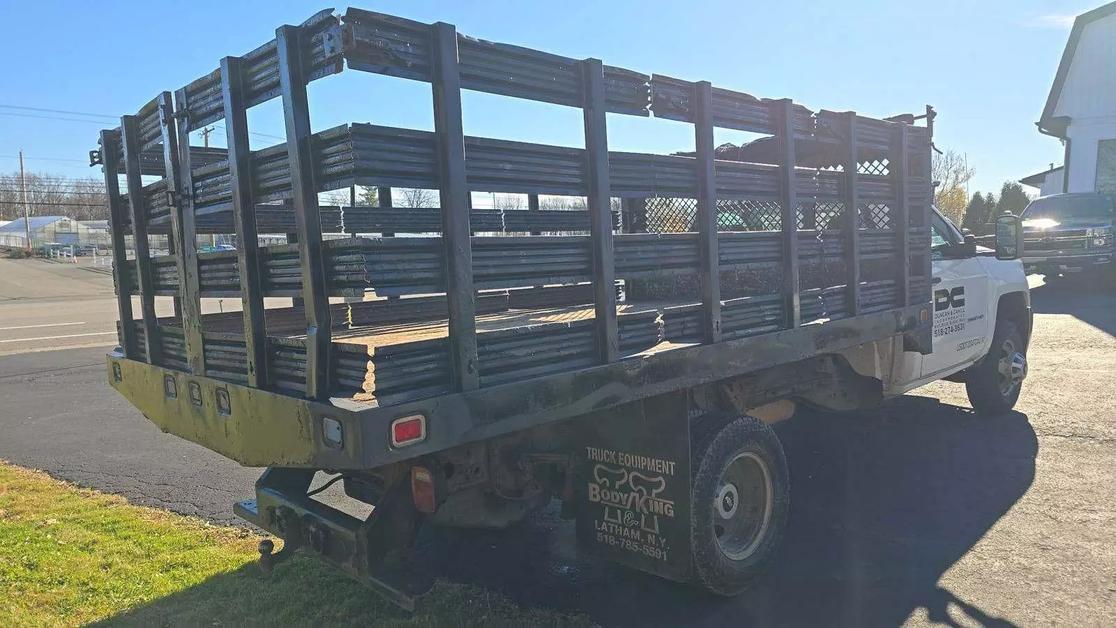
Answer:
690;415;789;596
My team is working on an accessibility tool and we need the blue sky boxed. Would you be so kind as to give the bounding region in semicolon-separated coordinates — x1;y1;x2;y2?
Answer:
0;0;1096;197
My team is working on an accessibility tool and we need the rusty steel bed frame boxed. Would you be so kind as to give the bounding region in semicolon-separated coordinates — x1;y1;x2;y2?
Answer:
96;7;934;470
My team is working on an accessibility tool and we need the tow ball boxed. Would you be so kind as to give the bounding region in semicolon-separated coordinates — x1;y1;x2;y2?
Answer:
256;538;298;576
256;504;310;576
257;510;330;575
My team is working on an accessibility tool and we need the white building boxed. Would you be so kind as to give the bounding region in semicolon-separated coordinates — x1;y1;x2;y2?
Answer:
1034;2;1116;195
1019;165;1065;197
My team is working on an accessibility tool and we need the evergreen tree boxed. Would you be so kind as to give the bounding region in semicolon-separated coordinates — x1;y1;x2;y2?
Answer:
357;186;379;206
979;193;998;234
961;193;986;232
995;181;1030;217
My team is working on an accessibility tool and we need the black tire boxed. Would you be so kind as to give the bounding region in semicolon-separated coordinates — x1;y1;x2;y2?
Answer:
965;320;1026;415
690;415;789;596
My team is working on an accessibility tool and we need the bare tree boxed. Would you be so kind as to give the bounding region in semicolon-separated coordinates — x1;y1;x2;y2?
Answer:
539;195;587;210
319;186;390;208
931;150;975;224
493;193;525;210
66;178;108;220
318;188;351;207
0;171;107;221
398;188;437;208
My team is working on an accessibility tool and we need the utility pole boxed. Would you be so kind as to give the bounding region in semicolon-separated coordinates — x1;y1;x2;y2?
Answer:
19;150;32;252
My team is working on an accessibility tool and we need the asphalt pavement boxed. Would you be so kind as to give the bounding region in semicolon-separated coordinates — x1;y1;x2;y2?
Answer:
0;257;1113;626
0;258;122;355
0;258;286;355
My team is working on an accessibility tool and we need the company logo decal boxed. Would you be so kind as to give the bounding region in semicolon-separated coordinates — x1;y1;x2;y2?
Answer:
585;446;677;562
934;286;966;311
933;286;967;339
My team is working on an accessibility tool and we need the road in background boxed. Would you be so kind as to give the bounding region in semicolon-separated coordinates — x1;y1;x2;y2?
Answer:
0;257;1113;625
0;258;284;355
0;258;121;355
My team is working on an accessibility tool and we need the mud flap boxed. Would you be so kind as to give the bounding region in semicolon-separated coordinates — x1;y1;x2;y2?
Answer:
572;391;692;581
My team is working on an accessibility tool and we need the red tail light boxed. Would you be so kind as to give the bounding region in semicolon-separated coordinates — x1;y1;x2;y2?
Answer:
411;466;436;514
390;414;426;448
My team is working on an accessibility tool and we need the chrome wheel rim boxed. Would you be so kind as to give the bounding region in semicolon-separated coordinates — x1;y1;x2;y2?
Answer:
713;452;773;561
996;338;1027;397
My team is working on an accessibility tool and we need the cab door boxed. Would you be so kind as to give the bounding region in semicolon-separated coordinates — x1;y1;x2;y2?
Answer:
921;212;992;379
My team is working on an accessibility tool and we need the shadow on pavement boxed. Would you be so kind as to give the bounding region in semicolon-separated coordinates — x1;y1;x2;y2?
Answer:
92;399;1036;627
1029;272;1116;337
417;397;1036;627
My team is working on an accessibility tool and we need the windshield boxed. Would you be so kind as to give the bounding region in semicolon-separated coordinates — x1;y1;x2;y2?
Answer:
1022;195;1113;221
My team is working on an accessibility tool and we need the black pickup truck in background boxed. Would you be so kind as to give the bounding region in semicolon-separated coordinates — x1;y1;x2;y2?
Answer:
1022;192;1115;276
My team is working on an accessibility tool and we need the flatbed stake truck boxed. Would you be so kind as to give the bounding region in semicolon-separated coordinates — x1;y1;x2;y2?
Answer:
92;7;1031;609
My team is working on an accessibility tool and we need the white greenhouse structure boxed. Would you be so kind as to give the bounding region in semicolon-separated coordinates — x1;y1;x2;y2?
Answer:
0;216;110;250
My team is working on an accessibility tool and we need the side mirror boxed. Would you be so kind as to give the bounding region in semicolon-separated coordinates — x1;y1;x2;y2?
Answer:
995;213;1023;260
955;233;977;257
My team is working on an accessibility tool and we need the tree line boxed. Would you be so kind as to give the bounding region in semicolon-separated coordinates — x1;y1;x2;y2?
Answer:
0;171;108;222
932;150;1032;235
1;170;588;226
5;162;1036;237
960;182;1030;234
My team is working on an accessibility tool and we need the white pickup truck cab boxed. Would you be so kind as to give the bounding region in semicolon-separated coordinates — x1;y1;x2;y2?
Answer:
843;209;1032;414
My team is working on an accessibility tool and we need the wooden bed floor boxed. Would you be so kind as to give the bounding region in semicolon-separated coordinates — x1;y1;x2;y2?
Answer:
331;302;673;349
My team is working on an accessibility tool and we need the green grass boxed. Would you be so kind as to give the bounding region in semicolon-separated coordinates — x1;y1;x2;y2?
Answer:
0;461;589;627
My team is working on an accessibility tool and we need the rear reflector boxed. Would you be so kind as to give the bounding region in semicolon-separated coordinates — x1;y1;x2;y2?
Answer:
390;414;427;448
411;466;436;514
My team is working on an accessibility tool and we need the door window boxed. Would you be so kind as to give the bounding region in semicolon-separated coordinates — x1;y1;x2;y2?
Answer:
930;210;962;259
931;224;949;250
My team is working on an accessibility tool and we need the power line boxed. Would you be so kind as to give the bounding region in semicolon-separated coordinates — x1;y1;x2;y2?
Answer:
0;175;105;183
0;182;105;188
0;182;106;190
0;183;104;188
1;111;285;141
0;191;105;197
2;103;285;143
0;111;117;126
19;198;105;203
0;201;105;208
1;190;105;195
0;198;105;203
0;191;104;198
0;175;104;183
0;154;92;164
0;175;103;182
212;123;286;141
0;104;118;120
4;199;100;205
